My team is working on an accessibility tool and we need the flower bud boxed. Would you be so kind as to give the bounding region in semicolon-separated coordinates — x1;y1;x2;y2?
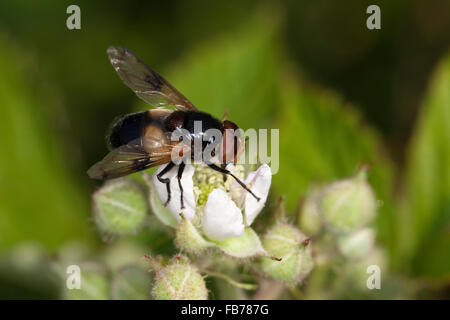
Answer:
319;168;376;234
298;189;322;236
175;215;214;253
152;257;208;300
93;178;148;236
111;265;152;300
342;247;387;291
337;228;375;260
259;223;314;282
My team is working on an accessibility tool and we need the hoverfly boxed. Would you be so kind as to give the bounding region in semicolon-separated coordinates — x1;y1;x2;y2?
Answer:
88;46;260;209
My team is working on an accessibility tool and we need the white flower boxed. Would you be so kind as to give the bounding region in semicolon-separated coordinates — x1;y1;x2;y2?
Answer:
150;163;272;241
241;164;272;225
202;189;244;240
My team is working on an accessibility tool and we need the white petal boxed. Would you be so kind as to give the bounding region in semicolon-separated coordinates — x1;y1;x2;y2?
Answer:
152;164;196;221
244;164;272;225
202;189;245;241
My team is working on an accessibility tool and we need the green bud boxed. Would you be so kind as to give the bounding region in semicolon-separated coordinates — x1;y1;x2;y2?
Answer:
318;168;376;234
111;265;152;300
65;265;110;300
93;178;148;236
337;228;375;260
175;215;214;254
343;247;386;291
4;244;61;298
298;189;322;236
259;223;314;282
152;257;208;300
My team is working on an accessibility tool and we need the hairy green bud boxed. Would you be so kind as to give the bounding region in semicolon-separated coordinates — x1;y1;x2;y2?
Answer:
259;223;314;282
298;189;322;236
343;247;386;291
319;168;376;234
93;178;148;236
152;257;208;300
337;228;375;260
175;215;214;253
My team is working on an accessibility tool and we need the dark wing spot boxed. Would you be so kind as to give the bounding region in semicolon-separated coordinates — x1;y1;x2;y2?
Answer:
132;157;152;172
144;73;163;91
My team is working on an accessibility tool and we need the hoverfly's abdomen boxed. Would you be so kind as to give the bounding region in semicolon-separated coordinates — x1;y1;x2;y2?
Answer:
107;111;149;149
107;109;174;151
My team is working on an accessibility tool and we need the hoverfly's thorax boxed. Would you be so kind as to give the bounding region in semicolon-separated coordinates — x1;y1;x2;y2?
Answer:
165;110;186;131
184;111;224;134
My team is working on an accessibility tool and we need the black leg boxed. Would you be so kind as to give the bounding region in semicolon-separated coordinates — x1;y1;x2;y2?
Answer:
220;163;228;183
208;163;260;201
157;162;175;206
177;162;186;209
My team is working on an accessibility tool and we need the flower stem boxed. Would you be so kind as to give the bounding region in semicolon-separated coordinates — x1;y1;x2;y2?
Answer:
204;270;258;290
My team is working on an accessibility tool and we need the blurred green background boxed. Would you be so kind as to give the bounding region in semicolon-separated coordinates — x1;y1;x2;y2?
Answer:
0;0;448;299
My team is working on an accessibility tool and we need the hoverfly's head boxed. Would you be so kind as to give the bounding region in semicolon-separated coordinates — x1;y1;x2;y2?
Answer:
220;120;244;164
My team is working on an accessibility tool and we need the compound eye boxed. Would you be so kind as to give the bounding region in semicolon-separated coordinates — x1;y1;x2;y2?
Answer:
223;120;239;130
221;127;242;164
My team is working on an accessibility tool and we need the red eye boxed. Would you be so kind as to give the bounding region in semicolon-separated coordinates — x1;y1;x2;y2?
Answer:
223;120;239;130
221;121;242;164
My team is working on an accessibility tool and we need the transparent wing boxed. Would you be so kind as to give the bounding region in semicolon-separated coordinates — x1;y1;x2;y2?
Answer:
87;139;173;180
107;46;197;110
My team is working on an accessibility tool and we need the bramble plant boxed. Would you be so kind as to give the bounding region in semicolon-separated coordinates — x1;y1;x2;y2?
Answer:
1;3;448;301
60;161;379;300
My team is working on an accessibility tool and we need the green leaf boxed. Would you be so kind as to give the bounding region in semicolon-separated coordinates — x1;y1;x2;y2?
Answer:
274;78;395;253
399;53;450;278
137;13;280;131
0;36;94;250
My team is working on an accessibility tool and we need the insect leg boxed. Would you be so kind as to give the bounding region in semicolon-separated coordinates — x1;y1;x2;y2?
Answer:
157;162;176;206
207;163;260;201
177;162;186;209
220;163;228;183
